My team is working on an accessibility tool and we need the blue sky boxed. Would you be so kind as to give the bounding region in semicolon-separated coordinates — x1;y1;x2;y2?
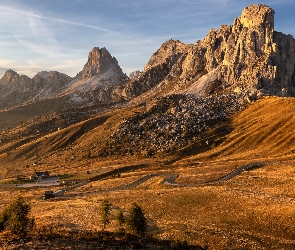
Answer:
0;0;294;78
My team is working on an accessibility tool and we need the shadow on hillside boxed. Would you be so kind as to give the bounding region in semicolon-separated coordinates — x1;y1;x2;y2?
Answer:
0;230;205;250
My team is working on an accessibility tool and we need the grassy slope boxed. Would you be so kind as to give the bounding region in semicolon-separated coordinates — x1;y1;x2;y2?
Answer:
0;96;68;129
178;96;295;165
2;96;295;248
2;96;295;177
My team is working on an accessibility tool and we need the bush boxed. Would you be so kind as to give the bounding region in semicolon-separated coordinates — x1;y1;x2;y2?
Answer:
116;210;125;231
126;202;147;235
0;196;35;235
100;199;112;230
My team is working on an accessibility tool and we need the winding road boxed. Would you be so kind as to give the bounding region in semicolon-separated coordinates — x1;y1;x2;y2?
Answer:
52;162;266;198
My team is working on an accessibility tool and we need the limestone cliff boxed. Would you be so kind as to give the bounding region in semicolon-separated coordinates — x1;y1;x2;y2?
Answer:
82;47;125;79
118;4;295;101
102;4;295;156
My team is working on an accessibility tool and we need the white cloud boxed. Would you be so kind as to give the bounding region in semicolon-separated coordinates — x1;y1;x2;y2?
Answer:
0;4;118;36
13;15;61;57
0;4;62;57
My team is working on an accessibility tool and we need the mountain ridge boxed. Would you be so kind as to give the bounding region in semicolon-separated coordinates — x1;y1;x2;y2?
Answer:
1;4;295;112
0;4;295;171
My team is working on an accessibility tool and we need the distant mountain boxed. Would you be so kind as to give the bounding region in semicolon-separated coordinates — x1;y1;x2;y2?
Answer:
0;47;129;110
58;47;129;105
129;71;141;79
81;47;125;79
2;4;294;111
0;70;72;109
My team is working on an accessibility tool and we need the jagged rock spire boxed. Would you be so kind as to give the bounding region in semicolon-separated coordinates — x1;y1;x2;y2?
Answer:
81;47;124;79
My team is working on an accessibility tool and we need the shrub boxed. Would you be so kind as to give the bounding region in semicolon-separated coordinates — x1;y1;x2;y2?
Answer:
100;199;112;230
0;196;35;235
126;202;147;235
116;210;125;231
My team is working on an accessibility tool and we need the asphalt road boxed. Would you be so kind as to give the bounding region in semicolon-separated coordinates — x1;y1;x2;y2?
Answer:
50;162;267;198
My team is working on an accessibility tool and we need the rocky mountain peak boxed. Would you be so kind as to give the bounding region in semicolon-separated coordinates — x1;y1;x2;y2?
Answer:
4;69;18;77
81;47;125;79
0;70;31;88
239;4;274;28
189;3;294;96
144;40;188;71
0;70;19;85
129;70;141;79
0;70;72;109
119;4;295;103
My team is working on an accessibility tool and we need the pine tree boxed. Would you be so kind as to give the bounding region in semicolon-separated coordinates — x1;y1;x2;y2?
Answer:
126;202;147;235
116;210;125;229
100;199;112;230
0;196;35;235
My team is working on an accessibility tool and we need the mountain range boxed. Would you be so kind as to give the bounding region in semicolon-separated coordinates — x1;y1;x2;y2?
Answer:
0;4;295;175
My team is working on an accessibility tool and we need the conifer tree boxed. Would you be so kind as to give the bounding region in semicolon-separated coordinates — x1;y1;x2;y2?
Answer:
0;196;35;235
100;199;112;230
126;202;147;235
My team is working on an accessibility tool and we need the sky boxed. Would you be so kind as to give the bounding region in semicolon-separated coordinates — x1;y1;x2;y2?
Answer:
0;0;294;78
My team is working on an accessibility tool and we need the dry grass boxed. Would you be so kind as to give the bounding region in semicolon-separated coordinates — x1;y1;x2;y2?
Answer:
0;96;67;129
2;96;295;248
2;161;295;249
183;96;295;163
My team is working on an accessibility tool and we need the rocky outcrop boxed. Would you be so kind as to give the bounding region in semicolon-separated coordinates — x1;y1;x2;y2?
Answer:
197;4;295;96
81;47;125;79
60;47;129;105
212;4;288;95
99;4;295;156
119;40;191;100
129;71;141;79
115;4;295;101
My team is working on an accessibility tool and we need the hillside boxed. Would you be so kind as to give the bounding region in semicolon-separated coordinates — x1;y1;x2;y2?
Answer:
1;4;295;249
1;96;295;178
3;96;295;249
0;4;295;177
176;96;295;165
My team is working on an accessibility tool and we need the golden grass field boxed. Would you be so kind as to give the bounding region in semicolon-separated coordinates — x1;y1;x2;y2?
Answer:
2;96;295;249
